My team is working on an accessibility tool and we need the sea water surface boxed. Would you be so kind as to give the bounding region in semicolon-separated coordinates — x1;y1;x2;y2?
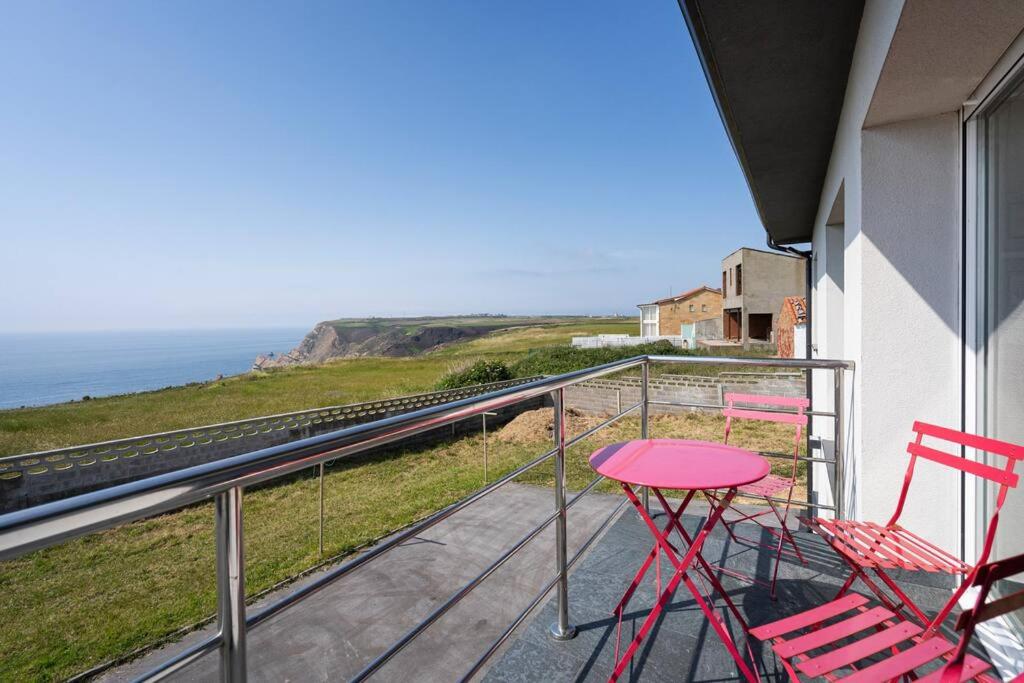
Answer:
0;328;305;410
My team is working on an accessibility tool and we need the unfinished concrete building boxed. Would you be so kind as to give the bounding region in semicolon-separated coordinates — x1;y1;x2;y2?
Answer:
720;247;805;347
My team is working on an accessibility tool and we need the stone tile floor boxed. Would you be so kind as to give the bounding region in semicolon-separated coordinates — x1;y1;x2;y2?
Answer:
484;505;960;683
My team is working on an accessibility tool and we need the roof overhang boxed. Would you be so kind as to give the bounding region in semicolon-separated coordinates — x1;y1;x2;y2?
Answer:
679;0;864;244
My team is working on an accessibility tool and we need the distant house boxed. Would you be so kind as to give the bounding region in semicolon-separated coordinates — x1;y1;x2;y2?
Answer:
637;286;722;338
720;247;805;346
775;296;807;359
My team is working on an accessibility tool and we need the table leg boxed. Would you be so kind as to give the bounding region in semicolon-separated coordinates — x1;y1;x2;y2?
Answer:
611;485;757;683
652;488;749;632
614;490;693;616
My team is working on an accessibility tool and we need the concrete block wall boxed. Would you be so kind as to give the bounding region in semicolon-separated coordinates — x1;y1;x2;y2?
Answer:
563;372;805;417
0;377;543;513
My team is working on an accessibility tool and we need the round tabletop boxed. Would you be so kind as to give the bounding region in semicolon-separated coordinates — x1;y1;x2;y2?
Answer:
589;439;770;490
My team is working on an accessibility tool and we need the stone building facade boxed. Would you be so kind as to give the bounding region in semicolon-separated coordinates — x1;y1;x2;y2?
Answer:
637;285;722;337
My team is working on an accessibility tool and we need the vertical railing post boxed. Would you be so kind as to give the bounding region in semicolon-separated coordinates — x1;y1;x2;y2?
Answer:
216;487;247;682
482;413;489;484
549;388;576;641
833;367;845;521
641;359;650;515
318;463;325;557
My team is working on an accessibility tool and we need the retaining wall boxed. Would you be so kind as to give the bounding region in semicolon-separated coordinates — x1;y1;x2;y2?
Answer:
564;372;805;416
0;377;544;513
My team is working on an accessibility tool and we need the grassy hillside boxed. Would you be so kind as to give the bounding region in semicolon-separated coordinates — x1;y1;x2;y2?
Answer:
0;319;637;457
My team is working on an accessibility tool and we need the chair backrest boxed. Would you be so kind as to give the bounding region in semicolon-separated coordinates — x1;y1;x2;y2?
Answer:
939;551;1024;682
722;393;809;479
888;423;1024;567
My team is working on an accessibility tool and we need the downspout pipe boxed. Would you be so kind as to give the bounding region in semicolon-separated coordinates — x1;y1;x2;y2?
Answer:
767;235;816;517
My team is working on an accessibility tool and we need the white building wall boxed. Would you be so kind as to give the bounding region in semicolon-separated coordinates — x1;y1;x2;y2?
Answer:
808;0;964;554
809;0;903;522
859;113;961;550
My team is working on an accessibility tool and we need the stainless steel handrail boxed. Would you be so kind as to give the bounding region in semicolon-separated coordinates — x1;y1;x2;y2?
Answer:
0;353;853;682
0;356;646;560
647;354;853;370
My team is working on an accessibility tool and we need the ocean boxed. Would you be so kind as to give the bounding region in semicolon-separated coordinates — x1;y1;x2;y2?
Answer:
0;328;306;410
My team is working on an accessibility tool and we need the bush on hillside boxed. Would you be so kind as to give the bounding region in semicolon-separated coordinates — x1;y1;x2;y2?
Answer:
510;341;683;376
509;341;780;378
435;360;513;390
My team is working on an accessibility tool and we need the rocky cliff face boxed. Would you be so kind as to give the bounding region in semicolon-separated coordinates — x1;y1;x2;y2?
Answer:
253;320;501;369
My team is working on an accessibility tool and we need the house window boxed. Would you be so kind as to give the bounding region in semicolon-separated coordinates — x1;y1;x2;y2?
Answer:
639;305;659;337
689;304;695;312
701;304;708;312
722;271;727;293
736;264;742;295
729;268;733;287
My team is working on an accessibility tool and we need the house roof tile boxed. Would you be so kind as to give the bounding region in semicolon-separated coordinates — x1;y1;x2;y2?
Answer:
638;285;723;308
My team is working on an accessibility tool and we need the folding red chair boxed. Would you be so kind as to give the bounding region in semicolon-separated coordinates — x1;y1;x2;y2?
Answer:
748;549;1024;681
706;392;810;598
802;422;1024;629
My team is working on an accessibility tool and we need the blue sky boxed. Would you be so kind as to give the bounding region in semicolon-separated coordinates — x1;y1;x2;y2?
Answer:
0;1;762;332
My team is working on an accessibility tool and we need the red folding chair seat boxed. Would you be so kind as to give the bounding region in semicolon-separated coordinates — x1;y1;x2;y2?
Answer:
802;422;1023;627
706;392;810;598
749;550;1024;682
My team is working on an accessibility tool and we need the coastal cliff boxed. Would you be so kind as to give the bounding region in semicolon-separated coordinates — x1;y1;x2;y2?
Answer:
253;316;527;369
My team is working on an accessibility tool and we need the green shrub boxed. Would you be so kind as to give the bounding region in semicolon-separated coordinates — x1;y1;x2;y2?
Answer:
435;360;513;390
509;341;781;377
510;341;682;376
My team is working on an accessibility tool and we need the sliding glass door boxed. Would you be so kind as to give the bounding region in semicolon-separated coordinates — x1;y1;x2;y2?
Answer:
975;71;1024;614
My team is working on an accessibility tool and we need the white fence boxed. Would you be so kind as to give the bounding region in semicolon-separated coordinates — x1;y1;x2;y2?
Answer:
571;334;684;349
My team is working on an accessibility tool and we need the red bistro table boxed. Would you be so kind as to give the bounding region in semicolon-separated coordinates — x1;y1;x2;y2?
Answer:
589;439;770;683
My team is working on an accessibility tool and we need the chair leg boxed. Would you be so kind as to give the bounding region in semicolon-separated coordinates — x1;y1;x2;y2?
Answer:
766;498;807;566
703;490;742;544
833;570;857;600
769;522;784;601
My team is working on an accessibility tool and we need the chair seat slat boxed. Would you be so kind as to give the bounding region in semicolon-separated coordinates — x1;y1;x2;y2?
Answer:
913;655;993;683
839;522;932;571
738;473;793;497
857;522;947;572
836;636;955;683
815;519;902;569
796;621;922;677
749;594;869;640
886;524;972;571
774;606;895;658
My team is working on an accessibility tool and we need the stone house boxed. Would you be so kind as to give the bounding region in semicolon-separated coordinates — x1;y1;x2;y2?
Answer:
721;247;805;346
637;285;722;338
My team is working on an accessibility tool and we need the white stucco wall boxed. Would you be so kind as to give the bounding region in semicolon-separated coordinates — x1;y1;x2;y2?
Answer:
859;113;961;548
809;0;904;522
808;0;965;554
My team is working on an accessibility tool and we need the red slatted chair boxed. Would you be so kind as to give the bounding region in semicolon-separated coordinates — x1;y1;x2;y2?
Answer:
802;422;1023;628
748;549;1024;681
707;392;810;599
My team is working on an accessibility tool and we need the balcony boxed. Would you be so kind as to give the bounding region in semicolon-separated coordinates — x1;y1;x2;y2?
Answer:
1;355;871;682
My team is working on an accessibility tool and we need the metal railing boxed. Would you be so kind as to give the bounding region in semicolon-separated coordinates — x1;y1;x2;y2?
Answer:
0;354;852;682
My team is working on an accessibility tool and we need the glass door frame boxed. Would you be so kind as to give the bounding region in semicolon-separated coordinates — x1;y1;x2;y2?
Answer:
962;32;1024;653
